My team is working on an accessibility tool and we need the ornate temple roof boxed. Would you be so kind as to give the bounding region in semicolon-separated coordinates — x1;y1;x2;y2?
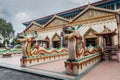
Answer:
96;26;117;36
23;4;118;32
23;0;118;27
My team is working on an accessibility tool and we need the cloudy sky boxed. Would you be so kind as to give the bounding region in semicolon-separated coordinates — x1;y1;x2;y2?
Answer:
0;0;100;35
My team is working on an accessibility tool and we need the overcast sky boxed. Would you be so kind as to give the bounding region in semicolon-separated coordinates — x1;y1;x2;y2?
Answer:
0;0;100;35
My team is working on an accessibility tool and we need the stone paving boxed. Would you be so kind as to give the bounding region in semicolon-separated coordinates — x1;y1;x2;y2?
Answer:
27;59;75;79
81;61;120;80
0;55;20;66
0;54;120;80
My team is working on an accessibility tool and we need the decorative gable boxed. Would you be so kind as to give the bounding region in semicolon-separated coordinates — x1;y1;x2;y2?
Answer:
84;27;97;38
45;18;67;28
74;9;112;22
52;33;61;41
25;24;40;34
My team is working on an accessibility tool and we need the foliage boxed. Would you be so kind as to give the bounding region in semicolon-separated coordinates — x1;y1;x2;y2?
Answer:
3;39;9;45
0;18;14;38
11;37;21;46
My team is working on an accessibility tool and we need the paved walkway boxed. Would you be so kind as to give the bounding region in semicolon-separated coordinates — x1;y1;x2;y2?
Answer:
0;54;120;80
28;59;75;79
81;61;120;80
30;59;65;73
0;55;20;66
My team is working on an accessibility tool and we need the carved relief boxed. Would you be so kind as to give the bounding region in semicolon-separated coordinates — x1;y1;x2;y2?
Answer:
25;24;41;33
72;15;115;26
84;27;99;47
24;7;116;35
52;33;61;41
45;18;67;28
74;9;112;22
84;27;97;38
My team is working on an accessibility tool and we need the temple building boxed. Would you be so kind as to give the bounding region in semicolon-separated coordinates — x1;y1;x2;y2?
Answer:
22;0;120;49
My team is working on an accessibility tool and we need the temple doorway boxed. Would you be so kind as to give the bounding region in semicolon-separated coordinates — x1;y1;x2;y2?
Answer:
86;38;97;47
96;26;117;61
52;33;61;48
45;36;50;48
104;35;112;46
53;41;60;48
84;27;98;47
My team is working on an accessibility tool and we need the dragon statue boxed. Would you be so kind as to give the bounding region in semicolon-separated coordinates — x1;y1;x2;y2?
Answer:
17;33;67;58
62;25;98;61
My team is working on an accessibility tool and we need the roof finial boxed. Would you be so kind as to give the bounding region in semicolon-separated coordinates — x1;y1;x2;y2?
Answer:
88;2;91;6
104;25;107;29
54;13;57;17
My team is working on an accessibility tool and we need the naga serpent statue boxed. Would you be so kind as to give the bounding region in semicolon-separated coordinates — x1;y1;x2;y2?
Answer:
17;33;67;58
62;25;97;61
17;34;36;57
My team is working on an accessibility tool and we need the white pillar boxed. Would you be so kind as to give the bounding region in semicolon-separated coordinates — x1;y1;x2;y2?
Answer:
116;15;120;48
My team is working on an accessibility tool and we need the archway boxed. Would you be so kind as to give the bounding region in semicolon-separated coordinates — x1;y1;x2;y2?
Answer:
52;33;61;48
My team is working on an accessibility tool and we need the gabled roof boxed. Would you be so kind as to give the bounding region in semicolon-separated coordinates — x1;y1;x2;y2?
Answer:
96;25;117;36
24;15;70;32
72;5;117;21
24;5;118;33
44;14;70;27
84;27;97;38
24;21;42;32
23;0;116;26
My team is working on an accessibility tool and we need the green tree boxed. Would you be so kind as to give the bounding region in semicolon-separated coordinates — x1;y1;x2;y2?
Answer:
0;18;14;38
3;39;9;45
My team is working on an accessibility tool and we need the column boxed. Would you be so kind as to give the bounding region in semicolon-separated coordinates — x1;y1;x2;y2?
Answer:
116;15;120;48
118;23;120;48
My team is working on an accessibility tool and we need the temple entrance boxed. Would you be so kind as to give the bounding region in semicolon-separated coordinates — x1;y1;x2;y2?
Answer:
104;35;112;46
96;26;117;61
53;41;60;48
45;36;50;48
84;27;98;47
86;38;97;47
52;33;61;48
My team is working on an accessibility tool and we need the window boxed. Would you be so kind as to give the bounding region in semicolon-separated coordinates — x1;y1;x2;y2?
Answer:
110;4;114;10
117;2;120;9
86;38;97;47
106;5;111;9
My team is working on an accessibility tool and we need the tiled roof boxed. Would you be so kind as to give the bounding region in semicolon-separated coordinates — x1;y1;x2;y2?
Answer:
23;0;116;27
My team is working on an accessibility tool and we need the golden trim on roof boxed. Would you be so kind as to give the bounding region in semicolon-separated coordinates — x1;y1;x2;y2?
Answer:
96;25;117;35
24;5;117;33
52;33;61;41
84;27;97;38
24;21;42;32
45;36;50;41
72;5;117;22
44;14;70;27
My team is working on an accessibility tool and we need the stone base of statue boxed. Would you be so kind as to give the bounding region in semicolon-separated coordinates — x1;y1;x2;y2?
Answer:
64;53;101;75
2;53;12;57
20;54;68;67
